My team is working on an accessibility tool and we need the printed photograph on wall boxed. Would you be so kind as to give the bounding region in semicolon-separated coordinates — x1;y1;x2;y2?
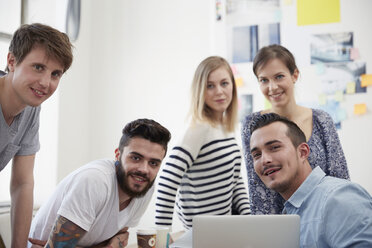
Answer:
239;94;253;122
319;61;366;94
231;23;280;63
310;32;353;64
226;0;279;15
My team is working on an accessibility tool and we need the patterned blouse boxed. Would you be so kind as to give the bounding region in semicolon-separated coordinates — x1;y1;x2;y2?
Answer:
241;109;349;214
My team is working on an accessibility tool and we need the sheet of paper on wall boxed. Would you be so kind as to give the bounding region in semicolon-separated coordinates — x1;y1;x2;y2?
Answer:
337;108;347;122
346;82;356;94
284;0;293;6
350;48;360;60
361;74;372;87
334;90;344;102
315;63;326;75
318;94;327;106
264;98;272;110
274;9;282;22
230;64;238;75
354;103;367;115
297;0;340;26
235;77;244;87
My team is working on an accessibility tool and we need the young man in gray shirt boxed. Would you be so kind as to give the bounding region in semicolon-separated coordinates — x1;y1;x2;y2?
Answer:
0;23;73;248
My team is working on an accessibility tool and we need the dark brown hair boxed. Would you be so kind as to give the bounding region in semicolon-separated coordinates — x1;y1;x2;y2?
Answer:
6;23;73;72
118;118;171;155
253;44;298;77
250;113;306;148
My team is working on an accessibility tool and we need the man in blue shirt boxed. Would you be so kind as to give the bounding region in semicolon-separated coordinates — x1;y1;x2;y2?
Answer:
249;113;372;247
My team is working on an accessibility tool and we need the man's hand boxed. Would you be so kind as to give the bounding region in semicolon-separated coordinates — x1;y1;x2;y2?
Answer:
28;238;46;248
10;155;35;248
106;228;129;248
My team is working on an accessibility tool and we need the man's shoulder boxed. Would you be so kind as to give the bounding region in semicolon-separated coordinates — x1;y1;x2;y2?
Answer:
75;159;115;177
314;175;349;194
314;176;370;206
64;159;115;187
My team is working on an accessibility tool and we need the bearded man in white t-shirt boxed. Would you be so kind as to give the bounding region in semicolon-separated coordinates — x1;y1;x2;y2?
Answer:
27;118;171;248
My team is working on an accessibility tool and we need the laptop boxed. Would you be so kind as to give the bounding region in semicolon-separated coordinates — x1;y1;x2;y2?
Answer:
192;215;300;248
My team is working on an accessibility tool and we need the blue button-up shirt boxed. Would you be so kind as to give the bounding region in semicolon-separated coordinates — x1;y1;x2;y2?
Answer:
283;166;372;247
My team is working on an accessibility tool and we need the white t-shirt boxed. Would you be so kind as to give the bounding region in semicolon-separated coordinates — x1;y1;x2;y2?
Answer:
29;159;154;246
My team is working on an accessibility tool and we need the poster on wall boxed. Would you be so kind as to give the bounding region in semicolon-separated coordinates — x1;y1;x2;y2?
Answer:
231;23;280;63
310;32;353;64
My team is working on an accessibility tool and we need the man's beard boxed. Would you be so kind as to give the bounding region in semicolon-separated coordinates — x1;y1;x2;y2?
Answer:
116;161;155;198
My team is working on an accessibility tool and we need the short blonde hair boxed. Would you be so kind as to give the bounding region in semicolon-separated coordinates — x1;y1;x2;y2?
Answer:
189;56;238;132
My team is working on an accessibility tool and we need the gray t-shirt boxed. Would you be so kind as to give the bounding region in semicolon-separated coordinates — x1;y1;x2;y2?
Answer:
0;72;40;171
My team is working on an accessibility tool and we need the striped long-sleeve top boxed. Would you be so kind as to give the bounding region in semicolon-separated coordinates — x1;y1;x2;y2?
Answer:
155;122;250;229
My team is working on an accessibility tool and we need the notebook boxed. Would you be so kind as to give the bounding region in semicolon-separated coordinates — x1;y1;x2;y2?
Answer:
192;214;300;248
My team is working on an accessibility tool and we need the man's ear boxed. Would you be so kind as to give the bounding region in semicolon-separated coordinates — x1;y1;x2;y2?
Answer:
297;142;310;161
7;52;16;72
115;148;120;160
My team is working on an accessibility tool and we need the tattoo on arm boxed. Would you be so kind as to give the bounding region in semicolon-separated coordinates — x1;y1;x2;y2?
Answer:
45;215;86;248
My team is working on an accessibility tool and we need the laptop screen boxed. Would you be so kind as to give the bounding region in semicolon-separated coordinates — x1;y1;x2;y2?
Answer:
192;215;300;248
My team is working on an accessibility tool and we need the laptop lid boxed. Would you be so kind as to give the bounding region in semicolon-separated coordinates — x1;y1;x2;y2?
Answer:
192;215;300;248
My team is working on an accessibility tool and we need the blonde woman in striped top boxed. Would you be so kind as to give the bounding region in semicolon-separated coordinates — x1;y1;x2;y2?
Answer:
155;56;250;230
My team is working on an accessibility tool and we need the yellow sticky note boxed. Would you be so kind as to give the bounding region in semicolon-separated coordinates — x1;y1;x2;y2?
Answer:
297;0;340;26
235;77;244;87
284;0;293;5
318;94;327;106
334;90;343;102
361;74;372;87
354;104;367;115
264;99;272;110
346;82;356;94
